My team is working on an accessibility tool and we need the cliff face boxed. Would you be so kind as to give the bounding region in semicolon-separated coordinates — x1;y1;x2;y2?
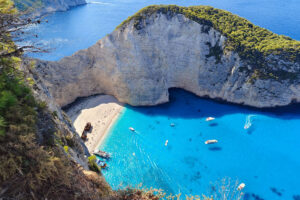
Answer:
39;0;86;13
13;0;86;16
36;6;300;108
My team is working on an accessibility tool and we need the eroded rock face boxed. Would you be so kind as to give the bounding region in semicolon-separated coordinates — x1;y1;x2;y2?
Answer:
41;0;86;12
16;0;87;16
36;12;300;108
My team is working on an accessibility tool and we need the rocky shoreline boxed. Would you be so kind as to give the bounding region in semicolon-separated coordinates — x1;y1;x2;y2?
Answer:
13;0;87;17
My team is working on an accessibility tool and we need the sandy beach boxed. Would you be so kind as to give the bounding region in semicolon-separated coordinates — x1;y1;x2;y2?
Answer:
65;95;124;153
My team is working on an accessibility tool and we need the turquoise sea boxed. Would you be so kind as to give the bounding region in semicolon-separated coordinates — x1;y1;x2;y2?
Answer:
29;0;300;199
101;89;300;199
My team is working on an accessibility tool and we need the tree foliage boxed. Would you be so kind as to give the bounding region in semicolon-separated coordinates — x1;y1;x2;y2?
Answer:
117;5;300;63
0;0;45;59
0;1;113;199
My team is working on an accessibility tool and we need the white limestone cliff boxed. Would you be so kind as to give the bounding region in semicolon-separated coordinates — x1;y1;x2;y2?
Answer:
35;12;300;108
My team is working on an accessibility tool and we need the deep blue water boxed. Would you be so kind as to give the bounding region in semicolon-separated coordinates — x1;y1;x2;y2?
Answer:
28;0;300;199
29;0;300;61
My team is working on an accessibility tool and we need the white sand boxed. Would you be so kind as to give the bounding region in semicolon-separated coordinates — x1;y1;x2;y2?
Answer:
66;95;124;153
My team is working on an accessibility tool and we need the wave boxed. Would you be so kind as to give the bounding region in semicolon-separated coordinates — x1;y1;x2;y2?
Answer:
87;1;113;5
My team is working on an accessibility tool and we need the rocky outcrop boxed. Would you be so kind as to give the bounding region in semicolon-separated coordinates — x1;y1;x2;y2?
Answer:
38;0;86;14
35;6;300;108
14;0;86;16
22;60;91;170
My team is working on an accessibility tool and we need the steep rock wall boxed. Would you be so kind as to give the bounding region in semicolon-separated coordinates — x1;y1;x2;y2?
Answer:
13;0;86;16
36;12;300;108
39;0;86;13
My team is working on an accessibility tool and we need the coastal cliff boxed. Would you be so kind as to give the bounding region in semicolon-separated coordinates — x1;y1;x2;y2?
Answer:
36;5;300;108
13;0;86;15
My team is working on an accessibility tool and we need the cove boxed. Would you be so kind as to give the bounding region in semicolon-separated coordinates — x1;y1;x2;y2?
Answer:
26;0;300;199
100;89;300;200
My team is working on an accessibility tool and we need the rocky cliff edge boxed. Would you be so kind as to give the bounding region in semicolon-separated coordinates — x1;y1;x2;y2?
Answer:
35;5;300;108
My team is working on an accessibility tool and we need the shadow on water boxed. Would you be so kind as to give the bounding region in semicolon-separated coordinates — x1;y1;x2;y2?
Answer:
127;88;300;120
62;89;300;121
208;146;222;151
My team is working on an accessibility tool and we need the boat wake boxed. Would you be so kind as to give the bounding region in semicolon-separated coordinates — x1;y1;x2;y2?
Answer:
131;136;189;194
244;115;256;129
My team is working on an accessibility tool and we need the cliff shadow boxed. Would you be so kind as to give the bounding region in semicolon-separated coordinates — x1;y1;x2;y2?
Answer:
62;94;124;122
126;88;300;120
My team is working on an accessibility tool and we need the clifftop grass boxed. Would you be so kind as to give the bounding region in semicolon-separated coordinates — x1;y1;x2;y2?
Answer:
117;5;300;63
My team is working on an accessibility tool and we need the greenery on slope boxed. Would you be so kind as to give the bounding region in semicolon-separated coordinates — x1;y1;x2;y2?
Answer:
117;5;300;62
0;1;113;199
117;5;300;82
0;2;252;199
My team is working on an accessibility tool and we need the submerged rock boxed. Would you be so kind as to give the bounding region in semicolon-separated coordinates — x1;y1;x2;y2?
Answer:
35;5;300;108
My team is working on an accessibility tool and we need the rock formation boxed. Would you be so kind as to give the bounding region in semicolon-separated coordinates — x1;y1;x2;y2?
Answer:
35;5;300;108
13;0;86;16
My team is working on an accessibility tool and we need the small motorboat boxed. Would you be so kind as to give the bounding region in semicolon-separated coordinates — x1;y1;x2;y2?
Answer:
244;124;250;129
101;163;107;169
170;123;175;127
93;150;111;159
237;183;246;191
165;140;168;146
206;117;215;121
129;127;135;132
205;139;218;144
244;115;255;130
96;159;108;169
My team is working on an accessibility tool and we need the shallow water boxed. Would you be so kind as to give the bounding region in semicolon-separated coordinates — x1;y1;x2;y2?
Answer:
100;89;300;200
27;0;300;199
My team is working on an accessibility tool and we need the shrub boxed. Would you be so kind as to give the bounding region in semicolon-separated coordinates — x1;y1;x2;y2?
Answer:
37;100;48;110
64;145;69;153
88;155;101;173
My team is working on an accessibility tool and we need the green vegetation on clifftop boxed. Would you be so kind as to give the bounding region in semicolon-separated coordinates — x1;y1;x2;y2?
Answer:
117;5;300;64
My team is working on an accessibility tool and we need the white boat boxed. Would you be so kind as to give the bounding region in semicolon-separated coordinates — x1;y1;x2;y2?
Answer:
244;115;255;129
205;139;218;144
96;159;108;168
244;124;250;129
129;127;135;132
93;150;111;159
165;140;169;146
206;117;215;121
170;123;175;127
237;183;246;190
